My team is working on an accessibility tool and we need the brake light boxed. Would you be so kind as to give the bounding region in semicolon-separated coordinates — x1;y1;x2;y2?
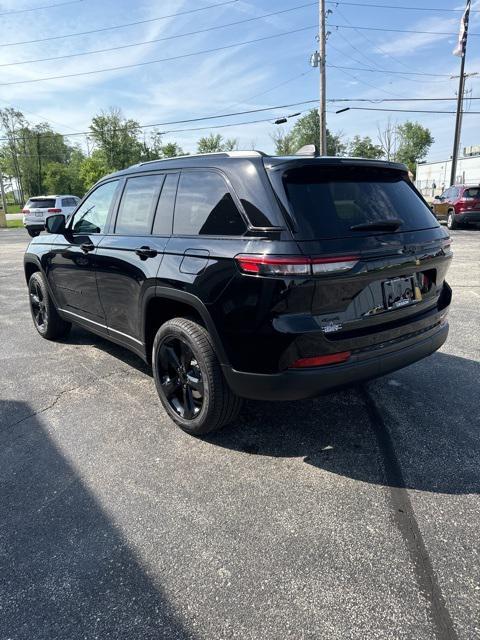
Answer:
235;254;359;276
290;351;351;368
47;208;62;213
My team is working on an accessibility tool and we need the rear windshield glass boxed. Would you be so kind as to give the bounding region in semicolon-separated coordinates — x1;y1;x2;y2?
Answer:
26;198;55;209
277;166;438;239
463;187;480;198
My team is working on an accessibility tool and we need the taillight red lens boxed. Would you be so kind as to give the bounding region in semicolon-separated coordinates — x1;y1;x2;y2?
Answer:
22;208;29;213
47;208;62;213
290;351;351;368
235;255;359;277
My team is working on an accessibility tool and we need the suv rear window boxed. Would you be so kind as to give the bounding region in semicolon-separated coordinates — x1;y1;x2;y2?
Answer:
26;198;55;209
276;165;438;239
463;187;480;198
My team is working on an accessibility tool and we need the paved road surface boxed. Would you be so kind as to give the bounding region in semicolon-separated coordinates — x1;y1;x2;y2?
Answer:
0;228;479;640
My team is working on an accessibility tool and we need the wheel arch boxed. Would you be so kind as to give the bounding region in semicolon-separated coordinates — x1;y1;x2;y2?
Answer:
143;287;230;366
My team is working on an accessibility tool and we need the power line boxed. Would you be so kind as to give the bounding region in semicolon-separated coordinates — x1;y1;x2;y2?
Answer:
337;106;480;113
0;26;317;86
331;22;480;37
328;64;454;77
326;0;480;12
0;26;465;87
2;96;479;142
0;0;83;16
0;0;241;48
0;2;317;68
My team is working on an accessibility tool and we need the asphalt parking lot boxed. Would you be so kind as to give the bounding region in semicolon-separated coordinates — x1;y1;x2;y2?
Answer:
1;227;479;640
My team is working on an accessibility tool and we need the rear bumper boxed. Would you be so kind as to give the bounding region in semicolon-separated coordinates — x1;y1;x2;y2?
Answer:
222;322;448;401
456;210;480;224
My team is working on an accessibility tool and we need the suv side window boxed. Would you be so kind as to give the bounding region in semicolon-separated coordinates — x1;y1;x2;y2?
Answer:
62;197;76;207
153;173;178;235
115;174;164;235
72;180;119;234
173;170;246;236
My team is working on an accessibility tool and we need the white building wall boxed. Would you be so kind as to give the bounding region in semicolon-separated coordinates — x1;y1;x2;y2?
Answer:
416;156;480;197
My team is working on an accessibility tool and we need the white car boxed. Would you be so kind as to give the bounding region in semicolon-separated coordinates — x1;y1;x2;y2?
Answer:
23;195;81;237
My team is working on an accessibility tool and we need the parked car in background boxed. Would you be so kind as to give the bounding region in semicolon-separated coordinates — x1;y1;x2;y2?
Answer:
24;151;452;435
432;184;480;229
23;195;80;237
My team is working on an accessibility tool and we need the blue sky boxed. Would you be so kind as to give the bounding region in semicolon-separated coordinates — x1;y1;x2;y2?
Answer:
0;0;479;161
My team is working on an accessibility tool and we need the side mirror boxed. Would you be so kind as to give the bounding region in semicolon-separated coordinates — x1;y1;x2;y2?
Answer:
45;213;66;234
434;195;442;201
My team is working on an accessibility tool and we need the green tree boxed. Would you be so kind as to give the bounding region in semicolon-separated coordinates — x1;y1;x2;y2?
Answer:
89;107;143;171
289;109;347;156
161;142;185;157
196;133;238;153
44;148;86;196
348;135;383;159
395;121;434;174
79;150;109;191
271;129;295;155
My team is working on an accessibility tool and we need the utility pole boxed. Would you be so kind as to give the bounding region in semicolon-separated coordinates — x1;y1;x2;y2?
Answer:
0;169;7;228
450;0;471;186
318;0;327;155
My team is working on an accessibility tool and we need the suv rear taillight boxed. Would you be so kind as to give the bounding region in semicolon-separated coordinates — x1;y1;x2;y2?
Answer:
22;208;29;213
235;254;359;277
47;208;62;213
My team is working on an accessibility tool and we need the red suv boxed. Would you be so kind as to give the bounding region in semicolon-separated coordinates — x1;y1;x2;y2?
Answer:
433;184;480;229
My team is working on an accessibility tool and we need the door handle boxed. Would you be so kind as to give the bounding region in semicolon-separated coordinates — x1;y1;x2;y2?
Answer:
80;242;95;253
135;246;158;260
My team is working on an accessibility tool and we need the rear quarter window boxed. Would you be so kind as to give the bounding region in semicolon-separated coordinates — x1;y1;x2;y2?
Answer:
277;165;439;239
173;171;246;236
463;187;480;198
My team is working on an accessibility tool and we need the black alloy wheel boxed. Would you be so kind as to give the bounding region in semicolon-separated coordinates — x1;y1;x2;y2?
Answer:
152;317;242;435
28;271;71;340
29;276;48;332
158;336;204;420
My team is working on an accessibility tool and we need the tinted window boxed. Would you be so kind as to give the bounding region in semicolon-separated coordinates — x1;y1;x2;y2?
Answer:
62;197;77;207
115;174;164;235
153;173;178;235
279;166;438;239
463;187;480;198
174;171;246;236
72;180;118;234
26;198;55;209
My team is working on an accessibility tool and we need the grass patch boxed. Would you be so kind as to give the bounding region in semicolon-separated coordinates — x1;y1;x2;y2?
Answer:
6;204;22;214
6;219;23;228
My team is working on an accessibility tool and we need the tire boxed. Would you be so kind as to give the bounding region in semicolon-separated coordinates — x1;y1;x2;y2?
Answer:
27;228;41;238
152;317;242;435
28;271;71;340
447;211;459;230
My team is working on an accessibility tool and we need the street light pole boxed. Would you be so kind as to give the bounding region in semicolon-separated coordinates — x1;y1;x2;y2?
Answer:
450;0;471;186
319;0;327;155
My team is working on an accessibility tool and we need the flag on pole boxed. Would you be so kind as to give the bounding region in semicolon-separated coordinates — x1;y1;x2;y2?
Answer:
453;0;471;56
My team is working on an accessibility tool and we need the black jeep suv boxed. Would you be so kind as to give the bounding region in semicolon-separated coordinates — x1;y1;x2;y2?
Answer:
24;151;452;434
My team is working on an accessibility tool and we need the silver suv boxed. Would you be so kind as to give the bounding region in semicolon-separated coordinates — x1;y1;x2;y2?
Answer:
23;195;80;237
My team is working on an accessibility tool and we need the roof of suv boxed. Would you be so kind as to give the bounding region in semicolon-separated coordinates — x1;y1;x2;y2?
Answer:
103;151;408;181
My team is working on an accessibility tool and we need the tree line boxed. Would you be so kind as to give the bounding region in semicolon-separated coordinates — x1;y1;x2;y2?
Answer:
0;106;433;203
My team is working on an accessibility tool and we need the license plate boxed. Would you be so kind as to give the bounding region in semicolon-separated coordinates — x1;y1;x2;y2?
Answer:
382;276;418;310
35;212;43;217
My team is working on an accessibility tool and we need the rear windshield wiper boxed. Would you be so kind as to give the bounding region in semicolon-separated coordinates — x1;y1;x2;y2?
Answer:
350;218;402;231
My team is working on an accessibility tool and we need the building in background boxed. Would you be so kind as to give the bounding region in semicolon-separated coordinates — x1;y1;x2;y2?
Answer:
416;149;480;198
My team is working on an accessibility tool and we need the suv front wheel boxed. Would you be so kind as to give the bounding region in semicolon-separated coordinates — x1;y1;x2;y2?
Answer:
28;271;71;340
152;317;242;435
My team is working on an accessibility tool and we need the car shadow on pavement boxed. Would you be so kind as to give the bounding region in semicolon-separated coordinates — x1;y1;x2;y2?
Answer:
66;326;151;375
206;351;480;496
0;401;193;640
